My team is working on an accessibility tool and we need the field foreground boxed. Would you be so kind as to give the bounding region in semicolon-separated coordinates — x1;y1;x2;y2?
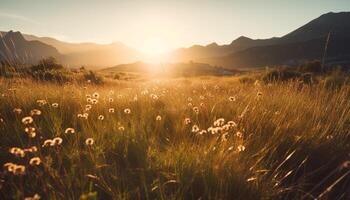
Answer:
0;77;349;199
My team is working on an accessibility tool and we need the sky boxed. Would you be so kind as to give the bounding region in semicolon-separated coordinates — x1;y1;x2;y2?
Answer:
0;0;350;55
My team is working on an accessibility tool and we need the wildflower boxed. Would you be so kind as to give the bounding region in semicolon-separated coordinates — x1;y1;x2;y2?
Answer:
25;127;36;133
193;107;199;114
24;194;41;200
150;94;158;100
29;157;41;166
214;118;225;127
86;98;92;103
109;108;115;113
91;99;98;104
222;124;230;131
184;118;191;125
92;92;100;99
85;138;94;146
229;96;236;102
27;131;36;138
227;121;237;127
24;146;38;153
13;108;22;114
24;127;36;138
51;103;59;108
118;126;125;131
208;127;218;134
85;104;92;110
109;98;114;103
30;109;42;116
36;100;47;106
3;162;15;171
156;115;162;121
13;165;26;175
200;102;205;107
237;145;246;152
192;125;200;133
22;116;33;125
221;132;229;141
52;137;63;146
198;130;207;135
228;146;234;151
86;94;91;98
236;131;243;138
42;139;54;147
83;113;89;119
199;95;205;100
9;147;25;157
326;135;333;140
187;97;192;102
98;115;104;120
65;128;75;134
257;91;263;97
187;103;193;107
124;108;131;114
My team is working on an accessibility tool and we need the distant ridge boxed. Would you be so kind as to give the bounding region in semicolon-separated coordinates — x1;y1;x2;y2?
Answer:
2;12;350;68
0;31;144;67
167;12;350;68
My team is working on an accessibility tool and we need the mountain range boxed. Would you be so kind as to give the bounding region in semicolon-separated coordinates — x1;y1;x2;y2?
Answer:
0;31;144;67
166;12;350;68
1;12;350;68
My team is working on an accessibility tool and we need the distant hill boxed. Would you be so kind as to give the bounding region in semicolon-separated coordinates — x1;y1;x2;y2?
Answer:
103;61;238;77
165;36;280;63
22;34;144;67
0;31;60;64
168;12;350;68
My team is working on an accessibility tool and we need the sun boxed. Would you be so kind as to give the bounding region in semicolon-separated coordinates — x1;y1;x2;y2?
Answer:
139;36;171;57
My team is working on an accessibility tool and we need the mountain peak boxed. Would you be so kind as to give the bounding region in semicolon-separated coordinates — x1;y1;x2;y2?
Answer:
283;11;350;41
3;30;26;43
206;42;218;47
230;36;253;45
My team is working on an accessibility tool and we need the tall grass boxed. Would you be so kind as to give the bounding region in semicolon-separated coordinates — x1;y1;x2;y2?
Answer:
0;77;349;199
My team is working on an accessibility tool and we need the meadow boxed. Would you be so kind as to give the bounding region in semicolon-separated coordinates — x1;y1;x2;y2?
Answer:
0;75;349;199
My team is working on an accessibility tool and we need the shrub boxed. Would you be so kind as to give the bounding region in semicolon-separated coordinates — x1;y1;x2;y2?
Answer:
298;60;322;73
83;70;104;84
30;69;72;84
262;67;301;83
30;57;63;72
324;69;349;89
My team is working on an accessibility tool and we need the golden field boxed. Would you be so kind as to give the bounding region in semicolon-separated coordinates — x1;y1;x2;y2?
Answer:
0;77;349;200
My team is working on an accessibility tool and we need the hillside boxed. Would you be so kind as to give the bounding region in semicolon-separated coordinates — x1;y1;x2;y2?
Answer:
0;31;60;64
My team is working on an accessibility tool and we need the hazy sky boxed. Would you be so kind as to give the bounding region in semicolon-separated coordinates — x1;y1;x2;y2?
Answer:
0;0;350;54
